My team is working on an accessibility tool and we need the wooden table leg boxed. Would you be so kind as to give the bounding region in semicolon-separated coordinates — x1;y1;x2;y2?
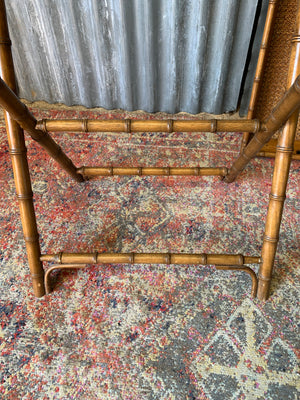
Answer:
0;0;45;296
257;2;300;300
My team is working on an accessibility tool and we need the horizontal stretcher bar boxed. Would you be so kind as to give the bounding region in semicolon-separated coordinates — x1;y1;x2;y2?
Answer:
257;151;300;160
41;252;261;266
43;253;259;296
36;118;261;133
77;166;228;177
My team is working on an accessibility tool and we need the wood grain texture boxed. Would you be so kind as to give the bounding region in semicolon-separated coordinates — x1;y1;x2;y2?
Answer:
40;252;261;266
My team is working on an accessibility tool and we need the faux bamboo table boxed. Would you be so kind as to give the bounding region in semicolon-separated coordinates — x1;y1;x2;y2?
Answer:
0;0;299;301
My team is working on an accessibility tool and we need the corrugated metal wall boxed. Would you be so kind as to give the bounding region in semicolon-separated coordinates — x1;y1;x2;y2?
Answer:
6;0;267;115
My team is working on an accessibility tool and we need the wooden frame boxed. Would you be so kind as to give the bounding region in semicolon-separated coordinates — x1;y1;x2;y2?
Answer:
0;0;299;301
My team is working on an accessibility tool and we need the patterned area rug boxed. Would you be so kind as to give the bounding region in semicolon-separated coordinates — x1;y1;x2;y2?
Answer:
0;104;299;399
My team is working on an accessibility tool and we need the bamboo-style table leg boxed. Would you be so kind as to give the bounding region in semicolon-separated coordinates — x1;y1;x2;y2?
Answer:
5;119;45;297
258;112;299;300
257;4;300;300
0;0;45;296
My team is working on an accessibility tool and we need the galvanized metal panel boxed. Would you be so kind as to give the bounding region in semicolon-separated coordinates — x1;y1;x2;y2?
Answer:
6;0;262;114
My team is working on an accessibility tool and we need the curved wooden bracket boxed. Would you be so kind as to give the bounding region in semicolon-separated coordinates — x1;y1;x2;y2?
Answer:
44;261;258;297
44;264;87;294
215;265;258;297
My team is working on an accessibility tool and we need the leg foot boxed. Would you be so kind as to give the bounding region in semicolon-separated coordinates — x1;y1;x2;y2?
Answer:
257;276;271;301
32;275;46;297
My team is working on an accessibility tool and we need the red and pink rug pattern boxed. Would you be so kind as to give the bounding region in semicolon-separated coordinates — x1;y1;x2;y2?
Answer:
0;105;299;399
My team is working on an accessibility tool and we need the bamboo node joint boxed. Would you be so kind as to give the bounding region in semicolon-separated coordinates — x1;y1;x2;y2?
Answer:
210;119;217;133
222;167;228;176
130;253;135;263
93;252;98;264
24;234;40;243
125;119;131;133
31;272;44;279
292;35;300;43
53;252;63;264
269;194;286;202
9;147;27;155
39;119;48;133
16;192;33;200
241;152;251;161
258;274;271;282
165;253;171;264
238;254;244;265
253;119;260;133
254;135;265;146
263;235;279;244
167;119;173;133
81;119;88;132
276;146;294;154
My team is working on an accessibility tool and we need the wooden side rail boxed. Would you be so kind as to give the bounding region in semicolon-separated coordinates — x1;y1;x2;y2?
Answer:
36;118;260;134
77;166;228;178
41;252;261;265
225;73;300;183
41;252;260;297
0;77;84;183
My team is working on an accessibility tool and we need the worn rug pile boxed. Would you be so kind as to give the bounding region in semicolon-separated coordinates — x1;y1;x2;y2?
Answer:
0;104;299;399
